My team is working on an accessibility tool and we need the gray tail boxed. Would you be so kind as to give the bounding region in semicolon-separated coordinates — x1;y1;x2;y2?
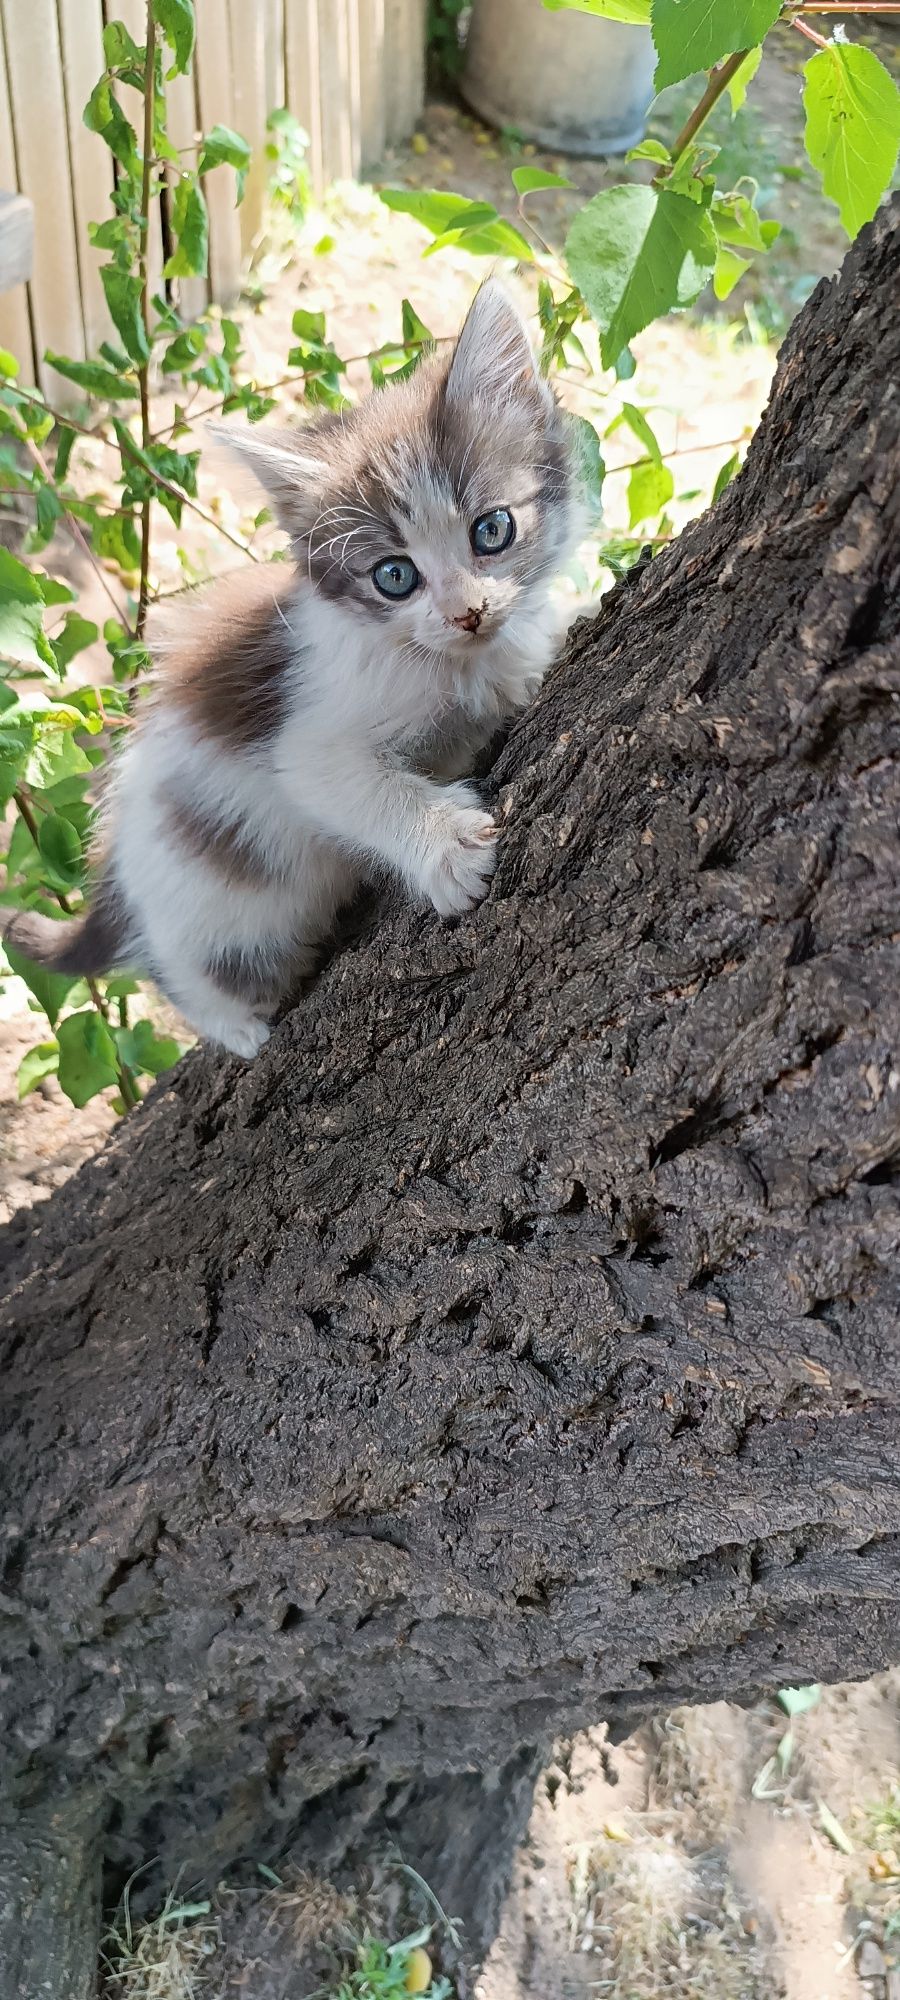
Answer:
4;887;124;977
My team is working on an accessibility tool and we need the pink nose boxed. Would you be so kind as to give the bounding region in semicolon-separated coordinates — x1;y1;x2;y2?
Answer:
449;603;485;634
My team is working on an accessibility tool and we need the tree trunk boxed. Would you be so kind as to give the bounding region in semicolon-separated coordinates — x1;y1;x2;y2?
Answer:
2;201;899;1993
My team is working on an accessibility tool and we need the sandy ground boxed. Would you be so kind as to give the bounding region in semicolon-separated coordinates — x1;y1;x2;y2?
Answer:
4;23;900;2000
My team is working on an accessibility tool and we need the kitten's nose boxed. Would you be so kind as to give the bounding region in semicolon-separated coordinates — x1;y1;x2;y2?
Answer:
451;603;484;634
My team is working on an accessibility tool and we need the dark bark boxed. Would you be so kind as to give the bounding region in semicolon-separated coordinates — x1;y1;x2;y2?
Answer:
2;201;899;1993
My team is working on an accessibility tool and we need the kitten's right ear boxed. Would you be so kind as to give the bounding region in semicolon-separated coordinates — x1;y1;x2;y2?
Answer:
209;422;330;538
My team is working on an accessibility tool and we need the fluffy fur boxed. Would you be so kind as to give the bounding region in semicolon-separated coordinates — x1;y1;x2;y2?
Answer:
6;283;578;1057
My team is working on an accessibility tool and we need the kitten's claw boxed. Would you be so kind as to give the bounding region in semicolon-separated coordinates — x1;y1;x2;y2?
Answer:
424;804;499;916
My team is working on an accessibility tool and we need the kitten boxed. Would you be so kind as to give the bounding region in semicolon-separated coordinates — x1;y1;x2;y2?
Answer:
5;283;577;1058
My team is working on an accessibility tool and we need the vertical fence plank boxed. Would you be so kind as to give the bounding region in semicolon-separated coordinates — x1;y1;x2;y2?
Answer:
0;14;35;381
318;0;361;182
56;0;115;356
264;0;286;113
357;0;386;169
3;0;85;396
384;0;425;145
164;65;209;321
193;0;244;303
284;0;324;189
227;0;269;253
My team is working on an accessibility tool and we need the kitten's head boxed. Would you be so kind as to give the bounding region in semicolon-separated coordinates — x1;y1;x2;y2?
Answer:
219;283;574;658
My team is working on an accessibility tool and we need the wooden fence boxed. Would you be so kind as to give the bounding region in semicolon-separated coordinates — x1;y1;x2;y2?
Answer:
0;0;426;391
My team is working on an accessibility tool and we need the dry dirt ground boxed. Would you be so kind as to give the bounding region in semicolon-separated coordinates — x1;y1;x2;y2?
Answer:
4;23;900;2000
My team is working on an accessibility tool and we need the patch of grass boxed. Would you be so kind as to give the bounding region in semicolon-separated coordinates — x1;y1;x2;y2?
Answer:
569;1819;767;1999
869;1787;900;1847
100;1886;221;2000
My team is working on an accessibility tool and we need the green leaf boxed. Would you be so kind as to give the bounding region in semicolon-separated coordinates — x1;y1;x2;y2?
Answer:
0;348;19;378
164;179;209;279
44;351;139;400
711;450;739;501
727;46;763;113
543;0;651;25
379;187;532;260
37;813;84;890
615;402;663;466
56;1008;119;1107
101;267;151;367
83;78;138;173
566;183;716;369
36;574;75;608
26;485;63;556
511;165;575;195
567;413;605;513
777;1684;821;1718
92;508;141;575
651;0;782;90
54;426;77;481
5;941;77;1029
0;547;55;671
818;1799;854;1855
115;1016;184;1076
713;191;780;253
102;19;144;72
156;0;196;75
25;725;92;790
803;42;900;240
401;298;433;345
17;1039;59;1098
713;243;750;298
627;139;671;166
628;459;674;527
52;613;99;675
292;307;327;343
198;123;251;203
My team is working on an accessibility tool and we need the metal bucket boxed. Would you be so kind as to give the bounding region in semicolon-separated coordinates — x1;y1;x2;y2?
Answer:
461;0;656;157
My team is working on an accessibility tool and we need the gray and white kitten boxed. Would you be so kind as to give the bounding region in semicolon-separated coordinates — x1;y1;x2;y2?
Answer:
7;283;577;1057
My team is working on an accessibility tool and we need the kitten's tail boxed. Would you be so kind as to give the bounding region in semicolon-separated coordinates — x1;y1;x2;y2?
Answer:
4;882;125;977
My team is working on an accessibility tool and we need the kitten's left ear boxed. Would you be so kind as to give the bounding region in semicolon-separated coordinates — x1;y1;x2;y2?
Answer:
444;281;548;408
208;420;331;540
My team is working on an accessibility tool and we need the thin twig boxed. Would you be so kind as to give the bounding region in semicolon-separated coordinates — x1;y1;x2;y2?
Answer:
137;3;157;641
665;49;752;169
791;14;831;41
606;434;747;475
12;790;141;1110
21;434;135;632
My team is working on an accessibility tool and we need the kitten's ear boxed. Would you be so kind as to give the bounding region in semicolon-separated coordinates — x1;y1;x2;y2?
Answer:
444;281;546;407
209;422;329;537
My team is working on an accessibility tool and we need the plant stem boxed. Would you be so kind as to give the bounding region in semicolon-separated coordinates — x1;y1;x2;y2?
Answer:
20;434;135;633
13;789;141;1111
666;49;752;169
137;3;157;643
791;14;830;41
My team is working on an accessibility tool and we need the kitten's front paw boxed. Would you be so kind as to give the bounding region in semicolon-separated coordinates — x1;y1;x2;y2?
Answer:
219;1017;271;1060
422;797;499;917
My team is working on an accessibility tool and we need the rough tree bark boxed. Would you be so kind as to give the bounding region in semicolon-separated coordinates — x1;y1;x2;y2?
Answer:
2;202;899;1997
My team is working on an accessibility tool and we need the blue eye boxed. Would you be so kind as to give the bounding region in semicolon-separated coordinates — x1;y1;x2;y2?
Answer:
471;508;515;556
373;556;419;599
